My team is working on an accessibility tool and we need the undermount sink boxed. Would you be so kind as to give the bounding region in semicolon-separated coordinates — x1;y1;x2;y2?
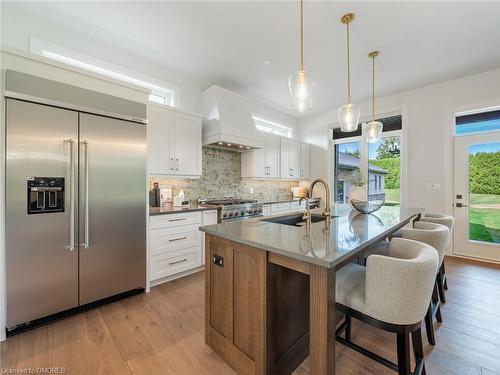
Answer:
261;213;327;227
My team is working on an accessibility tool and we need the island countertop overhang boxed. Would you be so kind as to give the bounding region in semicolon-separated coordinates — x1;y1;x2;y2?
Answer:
200;205;424;268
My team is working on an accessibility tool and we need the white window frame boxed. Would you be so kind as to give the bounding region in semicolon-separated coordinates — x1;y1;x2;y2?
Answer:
253;115;293;138
30;37;179;107
330;112;406;206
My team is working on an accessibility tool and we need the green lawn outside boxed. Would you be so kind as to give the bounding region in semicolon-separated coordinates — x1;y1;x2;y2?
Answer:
469;207;500;243
470;193;500;205
384;188;400;204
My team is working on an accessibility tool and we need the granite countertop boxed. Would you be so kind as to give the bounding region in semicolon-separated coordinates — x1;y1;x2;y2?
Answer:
199;204;423;268
150;205;221;216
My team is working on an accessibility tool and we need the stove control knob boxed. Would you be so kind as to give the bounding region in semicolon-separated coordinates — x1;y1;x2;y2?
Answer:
234;211;240;216
258;208;262;213
228;212;234;217
223;212;229;218
241;210;246;216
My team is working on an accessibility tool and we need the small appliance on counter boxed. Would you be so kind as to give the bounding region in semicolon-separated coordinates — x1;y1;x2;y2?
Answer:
160;187;172;208
149;182;161;207
291;186;309;199
173;189;189;207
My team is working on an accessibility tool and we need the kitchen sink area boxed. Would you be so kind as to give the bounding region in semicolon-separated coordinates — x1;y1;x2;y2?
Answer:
261;212;332;226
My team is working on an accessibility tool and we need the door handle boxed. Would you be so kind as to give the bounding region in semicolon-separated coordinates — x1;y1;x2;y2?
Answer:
170;157;174;171
176;158;179;172
65;139;75;251
81;140;90;249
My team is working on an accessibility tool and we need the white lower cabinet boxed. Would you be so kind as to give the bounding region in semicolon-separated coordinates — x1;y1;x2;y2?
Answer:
262;205;271;216
201;210;218;265
149;211;203;284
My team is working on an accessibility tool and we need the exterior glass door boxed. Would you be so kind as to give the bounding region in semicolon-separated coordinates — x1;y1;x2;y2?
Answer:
367;134;401;205
334;141;362;203
454;133;500;261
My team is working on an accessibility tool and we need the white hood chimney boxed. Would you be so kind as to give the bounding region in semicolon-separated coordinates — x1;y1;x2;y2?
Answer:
201;86;264;151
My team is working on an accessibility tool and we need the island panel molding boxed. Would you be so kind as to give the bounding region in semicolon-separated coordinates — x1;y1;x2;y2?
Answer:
205;236;267;375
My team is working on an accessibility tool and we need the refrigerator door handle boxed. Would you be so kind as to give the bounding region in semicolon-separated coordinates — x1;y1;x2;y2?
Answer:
82;140;90;249
65;139;75;251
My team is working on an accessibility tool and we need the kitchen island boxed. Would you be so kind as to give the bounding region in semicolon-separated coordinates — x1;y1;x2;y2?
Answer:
200;204;423;375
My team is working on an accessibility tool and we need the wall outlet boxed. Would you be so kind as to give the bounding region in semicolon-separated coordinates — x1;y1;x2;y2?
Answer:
426;183;441;191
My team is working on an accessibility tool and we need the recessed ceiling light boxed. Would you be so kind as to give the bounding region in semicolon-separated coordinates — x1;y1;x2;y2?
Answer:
218;141;223;145
227;143;232;146
238;145;243;148
263;59;272;65
246;146;251;149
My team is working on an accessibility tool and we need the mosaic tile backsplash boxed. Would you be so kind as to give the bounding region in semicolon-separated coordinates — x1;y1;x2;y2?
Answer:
150;147;299;203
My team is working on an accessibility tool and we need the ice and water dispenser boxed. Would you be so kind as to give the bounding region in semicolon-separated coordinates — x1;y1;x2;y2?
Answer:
27;177;65;214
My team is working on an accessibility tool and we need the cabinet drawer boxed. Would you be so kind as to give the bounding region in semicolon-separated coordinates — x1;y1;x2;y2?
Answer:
150;224;201;256
150;211;202;230
150;247;201;281
270;202;291;214
202;210;219;225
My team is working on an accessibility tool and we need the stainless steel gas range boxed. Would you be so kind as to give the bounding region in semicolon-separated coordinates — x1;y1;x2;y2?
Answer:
199;199;263;222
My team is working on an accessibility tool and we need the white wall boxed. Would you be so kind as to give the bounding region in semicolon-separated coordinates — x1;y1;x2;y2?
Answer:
1;3;207;113
299;68;500;216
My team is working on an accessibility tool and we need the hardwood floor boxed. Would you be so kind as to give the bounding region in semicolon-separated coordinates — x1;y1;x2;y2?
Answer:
1;256;500;375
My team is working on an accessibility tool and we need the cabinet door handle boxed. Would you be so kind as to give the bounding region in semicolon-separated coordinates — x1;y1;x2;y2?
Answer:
170;157;174;171
169;258;187;265
169;217;187;222
175;158;179;171
169;236;188;242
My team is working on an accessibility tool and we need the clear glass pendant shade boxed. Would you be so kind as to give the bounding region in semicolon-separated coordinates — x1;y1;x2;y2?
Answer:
365;121;383;143
288;70;315;113
337;103;361;132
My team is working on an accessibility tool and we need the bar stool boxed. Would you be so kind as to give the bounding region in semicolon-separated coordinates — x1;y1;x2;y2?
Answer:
400;222;449;346
336;238;439;375
419;213;455;298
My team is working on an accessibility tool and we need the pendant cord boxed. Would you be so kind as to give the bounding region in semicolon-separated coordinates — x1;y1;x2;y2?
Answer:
372;54;375;122
300;0;304;71
347;21;351;103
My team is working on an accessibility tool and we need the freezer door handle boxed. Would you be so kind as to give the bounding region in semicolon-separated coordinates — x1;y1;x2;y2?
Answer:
65;139;76;251
81;140;90;249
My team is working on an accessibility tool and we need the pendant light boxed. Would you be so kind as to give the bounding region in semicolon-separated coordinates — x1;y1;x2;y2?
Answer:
288;0;315;113
365;51;383;143
338;13;360;132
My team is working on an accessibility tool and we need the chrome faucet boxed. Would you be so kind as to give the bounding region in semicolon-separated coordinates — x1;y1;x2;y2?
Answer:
299;196;312;229
309;178;332;223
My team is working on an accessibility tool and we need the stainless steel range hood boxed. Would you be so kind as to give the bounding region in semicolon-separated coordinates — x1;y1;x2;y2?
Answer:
201;85;264;151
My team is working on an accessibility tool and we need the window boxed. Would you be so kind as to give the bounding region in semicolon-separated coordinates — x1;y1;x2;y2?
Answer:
456;108;500;136
30;37;178;107
253;116;292;138
333;115;402;206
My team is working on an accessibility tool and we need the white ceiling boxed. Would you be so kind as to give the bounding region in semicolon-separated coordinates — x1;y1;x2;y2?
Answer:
4;1;500;118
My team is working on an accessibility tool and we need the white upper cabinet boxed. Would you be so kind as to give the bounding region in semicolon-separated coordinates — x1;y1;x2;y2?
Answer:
280;138;301;179
300;143;310;180
241;134;280;178
147;104;202;177
173;112;202;176
148;105;174;175
242;135;310;180
265;135;280;178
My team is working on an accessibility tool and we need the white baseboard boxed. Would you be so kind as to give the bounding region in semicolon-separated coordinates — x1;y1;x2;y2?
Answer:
149;266;205;288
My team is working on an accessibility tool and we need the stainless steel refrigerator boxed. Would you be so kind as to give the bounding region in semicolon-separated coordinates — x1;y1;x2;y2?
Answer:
6;98;146;331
